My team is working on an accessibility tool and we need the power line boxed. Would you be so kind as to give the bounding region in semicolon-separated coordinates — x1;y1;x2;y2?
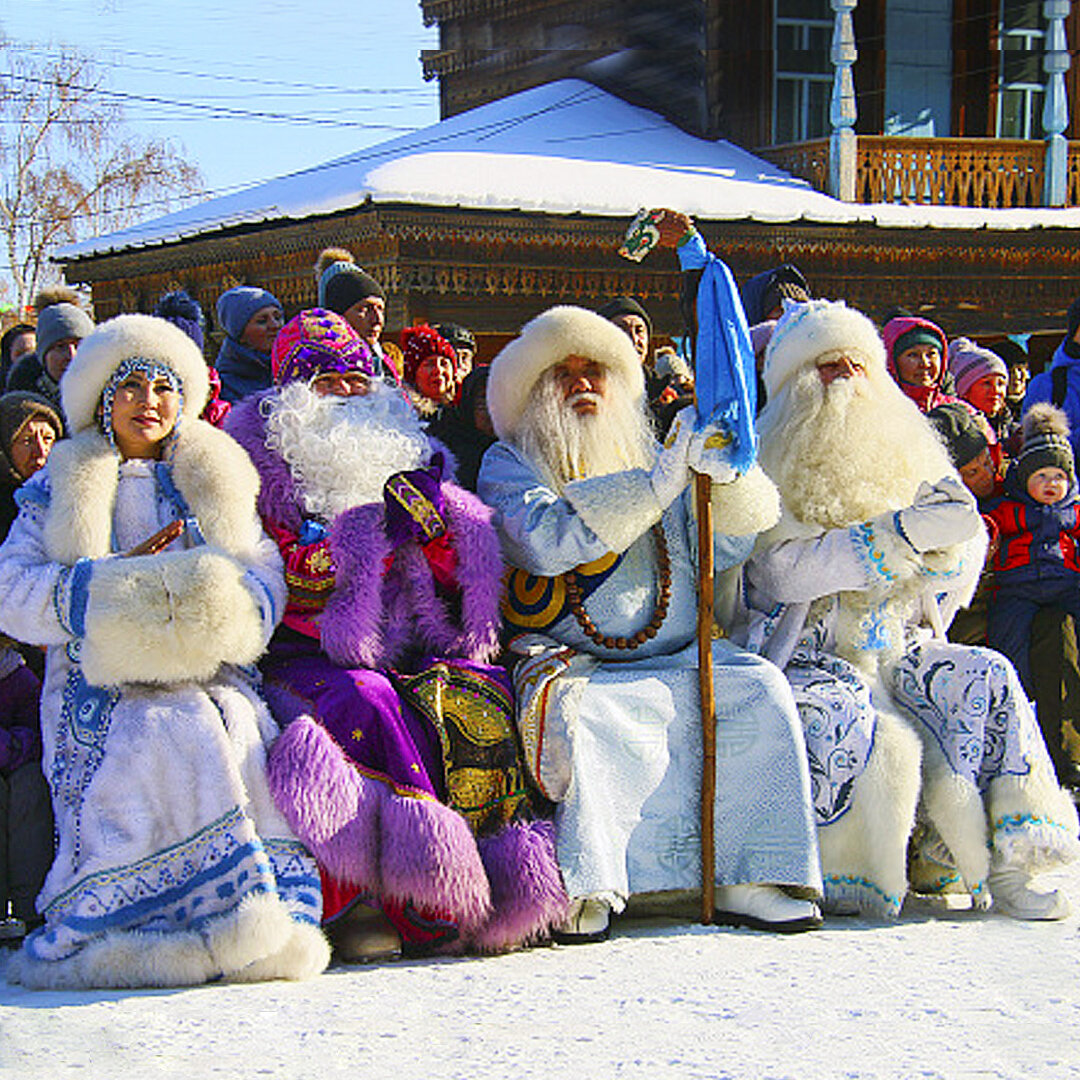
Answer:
11;41;438;99
3;84;604;235
1;71;422;130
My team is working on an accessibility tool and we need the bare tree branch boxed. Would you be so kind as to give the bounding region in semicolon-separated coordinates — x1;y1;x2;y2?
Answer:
0;38;203;312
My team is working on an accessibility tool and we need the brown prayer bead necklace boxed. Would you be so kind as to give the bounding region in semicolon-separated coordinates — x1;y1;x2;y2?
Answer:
563;524;671;650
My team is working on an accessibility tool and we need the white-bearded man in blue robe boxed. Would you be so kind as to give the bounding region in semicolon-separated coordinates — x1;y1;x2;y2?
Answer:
740;299;1078;921
477;305;823;942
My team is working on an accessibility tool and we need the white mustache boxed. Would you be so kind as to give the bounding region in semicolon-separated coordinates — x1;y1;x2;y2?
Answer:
568;391;601;408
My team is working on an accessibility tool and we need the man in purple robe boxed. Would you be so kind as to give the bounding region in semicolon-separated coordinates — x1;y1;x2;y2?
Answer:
226;309;565;962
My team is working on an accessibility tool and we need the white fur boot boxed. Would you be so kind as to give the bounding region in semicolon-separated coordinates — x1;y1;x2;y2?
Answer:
987;863;1071;920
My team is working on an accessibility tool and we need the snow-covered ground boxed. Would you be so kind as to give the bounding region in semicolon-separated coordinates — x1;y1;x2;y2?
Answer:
2;862;1078;1080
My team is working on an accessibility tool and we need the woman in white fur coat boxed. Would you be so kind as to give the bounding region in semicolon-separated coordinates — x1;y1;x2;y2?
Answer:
0;314;329;989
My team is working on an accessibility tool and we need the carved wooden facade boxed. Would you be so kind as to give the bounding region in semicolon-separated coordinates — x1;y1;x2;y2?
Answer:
60;202;1080;360
58;1;1080;349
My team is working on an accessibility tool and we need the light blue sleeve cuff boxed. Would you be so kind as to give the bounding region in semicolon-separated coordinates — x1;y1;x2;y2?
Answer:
244;569;280;642
54;557;94;637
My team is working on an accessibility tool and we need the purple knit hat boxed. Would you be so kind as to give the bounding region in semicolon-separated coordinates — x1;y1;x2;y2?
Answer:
947;337;1008;399
271;308;375;386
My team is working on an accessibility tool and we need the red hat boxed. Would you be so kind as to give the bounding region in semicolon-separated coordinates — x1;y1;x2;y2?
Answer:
399;324;455;386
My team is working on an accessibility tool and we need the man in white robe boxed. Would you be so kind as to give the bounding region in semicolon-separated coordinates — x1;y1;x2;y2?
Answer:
477;304;823;941
741;298;1079;919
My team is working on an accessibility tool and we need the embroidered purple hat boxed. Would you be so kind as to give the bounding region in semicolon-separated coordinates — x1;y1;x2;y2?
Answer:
271;308;375;386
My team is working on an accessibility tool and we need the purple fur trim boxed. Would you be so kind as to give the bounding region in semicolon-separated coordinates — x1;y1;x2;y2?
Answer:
322;504;389;668
321;483;504;668
470;820;569;953
266;715;381;889
427;436;459;483
224;390;304;534
378;793;493;932
268;714;497;930
443;484;503;662
387;485;503;665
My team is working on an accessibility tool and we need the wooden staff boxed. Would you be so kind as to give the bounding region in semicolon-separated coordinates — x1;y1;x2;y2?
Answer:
695;470;716;924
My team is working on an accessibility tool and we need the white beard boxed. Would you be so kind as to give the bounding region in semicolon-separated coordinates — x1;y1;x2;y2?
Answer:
513;370;656;491
757;362;956;531
757;363;962;672
264;379;429;520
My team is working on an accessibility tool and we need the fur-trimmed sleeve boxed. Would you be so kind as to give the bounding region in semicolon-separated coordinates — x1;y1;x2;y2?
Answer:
0;478;79;649
476;442;614;576
320;503;390;669
748;515;921;606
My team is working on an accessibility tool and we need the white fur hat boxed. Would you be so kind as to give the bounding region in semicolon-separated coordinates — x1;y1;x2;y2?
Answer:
762;299;886;399
487;305;644;440
61;313;211;435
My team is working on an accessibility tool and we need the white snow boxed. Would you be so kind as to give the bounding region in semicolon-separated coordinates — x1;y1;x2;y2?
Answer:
57;80;1080;265
3;861;1078;1079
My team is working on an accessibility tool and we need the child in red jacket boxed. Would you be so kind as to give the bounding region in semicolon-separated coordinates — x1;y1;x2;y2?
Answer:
985;404;1080;698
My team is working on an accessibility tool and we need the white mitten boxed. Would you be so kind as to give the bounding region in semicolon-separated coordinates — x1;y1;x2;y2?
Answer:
687;424;737;484
650;406;695;509
895;476;979;552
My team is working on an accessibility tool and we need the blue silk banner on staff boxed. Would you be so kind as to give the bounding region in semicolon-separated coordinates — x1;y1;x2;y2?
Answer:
677;232;758;474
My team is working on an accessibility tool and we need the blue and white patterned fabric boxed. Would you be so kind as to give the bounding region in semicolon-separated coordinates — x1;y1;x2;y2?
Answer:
740;513;1079;915
786;648;875;827
0;432;323;987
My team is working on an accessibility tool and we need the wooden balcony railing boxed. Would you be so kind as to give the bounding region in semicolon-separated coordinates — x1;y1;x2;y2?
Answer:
760;136;1080;209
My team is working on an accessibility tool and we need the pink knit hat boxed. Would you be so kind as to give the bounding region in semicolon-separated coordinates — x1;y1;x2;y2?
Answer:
271;308;374;386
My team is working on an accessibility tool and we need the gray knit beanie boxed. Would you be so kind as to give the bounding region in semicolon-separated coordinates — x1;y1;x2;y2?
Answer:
35;303;94;362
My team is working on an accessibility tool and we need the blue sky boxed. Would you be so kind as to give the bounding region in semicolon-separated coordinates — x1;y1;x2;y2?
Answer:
2;0;441;195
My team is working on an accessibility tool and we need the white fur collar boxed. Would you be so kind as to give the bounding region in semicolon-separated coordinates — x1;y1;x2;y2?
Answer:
43;420;261;563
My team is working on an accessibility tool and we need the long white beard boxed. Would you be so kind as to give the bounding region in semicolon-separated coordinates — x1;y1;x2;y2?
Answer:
757;363;956;531
264;380;429;520
514;371;656;491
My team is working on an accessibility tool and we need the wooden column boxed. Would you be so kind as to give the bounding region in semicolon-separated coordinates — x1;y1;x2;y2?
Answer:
1043;0;1071;206
830;0;859;202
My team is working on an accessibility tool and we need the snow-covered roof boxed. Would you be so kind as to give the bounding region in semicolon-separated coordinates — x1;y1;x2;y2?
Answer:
58;80;1080;261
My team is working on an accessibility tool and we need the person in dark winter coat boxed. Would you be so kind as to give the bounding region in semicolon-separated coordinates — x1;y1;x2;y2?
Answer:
881;315;955;413
1;324;36;390
992;337;1031;427
213;285;283;404
315;248;402;385
153;290;231;427
0;392;63;541
425;365;495;492
948;337;1016;448
1024;296;1080;459
0;637;52;943
400;323;458;418
432;322;477;391
7;289;94;420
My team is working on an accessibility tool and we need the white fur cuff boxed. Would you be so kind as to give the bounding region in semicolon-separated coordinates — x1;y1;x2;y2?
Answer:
709;464;782;537
564;468;663;554
82;548;266;686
